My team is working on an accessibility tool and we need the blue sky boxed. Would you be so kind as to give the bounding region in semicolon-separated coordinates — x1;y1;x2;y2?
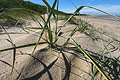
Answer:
24;0;120;15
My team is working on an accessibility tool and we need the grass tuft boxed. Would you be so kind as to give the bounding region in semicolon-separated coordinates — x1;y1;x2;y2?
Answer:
0;0;120;80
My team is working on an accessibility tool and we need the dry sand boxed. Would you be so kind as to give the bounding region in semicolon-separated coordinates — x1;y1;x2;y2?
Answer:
0;15;120;80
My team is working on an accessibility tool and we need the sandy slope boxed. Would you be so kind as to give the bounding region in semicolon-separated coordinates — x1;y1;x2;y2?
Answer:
0;15;120;80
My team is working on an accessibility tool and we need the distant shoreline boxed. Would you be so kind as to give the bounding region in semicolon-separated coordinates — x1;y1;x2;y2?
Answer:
81;15;120;21
67;13;120;21
96;17;120;21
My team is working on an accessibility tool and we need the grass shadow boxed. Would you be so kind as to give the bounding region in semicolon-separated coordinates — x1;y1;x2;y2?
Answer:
61;52;71;80
61;46;120;79
23;56;58;80
13;44;119;80
0;59;19;74
17;48;57;80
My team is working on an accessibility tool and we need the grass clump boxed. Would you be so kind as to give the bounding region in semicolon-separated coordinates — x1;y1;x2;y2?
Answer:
0;0;120;80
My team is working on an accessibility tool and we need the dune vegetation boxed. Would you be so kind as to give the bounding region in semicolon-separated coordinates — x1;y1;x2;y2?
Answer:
0;0;120;80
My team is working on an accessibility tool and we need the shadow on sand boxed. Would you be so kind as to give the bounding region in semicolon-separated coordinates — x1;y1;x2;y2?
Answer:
12;45;120;80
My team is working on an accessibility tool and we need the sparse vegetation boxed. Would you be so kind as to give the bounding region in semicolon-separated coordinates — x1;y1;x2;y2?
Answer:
0;0;120;80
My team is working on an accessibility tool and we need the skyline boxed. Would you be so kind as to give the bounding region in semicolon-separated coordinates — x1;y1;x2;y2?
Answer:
24;0;120;15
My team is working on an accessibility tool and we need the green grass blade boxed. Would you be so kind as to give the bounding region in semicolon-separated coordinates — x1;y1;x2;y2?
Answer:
53;32;63;44
63;27;77;47
6;39;13;44
61;6;85;27
48;28;53;44
42;37;50;44
25;27;44;30
86;6;120;20
54;0;59;44
64;32;111;80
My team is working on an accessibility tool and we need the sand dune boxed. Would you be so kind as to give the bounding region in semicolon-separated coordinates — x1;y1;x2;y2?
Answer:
0;16;120;80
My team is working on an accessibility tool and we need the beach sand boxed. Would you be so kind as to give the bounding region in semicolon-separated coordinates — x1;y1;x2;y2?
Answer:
0;15;120;80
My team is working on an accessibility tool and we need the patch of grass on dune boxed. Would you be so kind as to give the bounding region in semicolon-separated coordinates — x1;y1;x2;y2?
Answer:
0;0;120;80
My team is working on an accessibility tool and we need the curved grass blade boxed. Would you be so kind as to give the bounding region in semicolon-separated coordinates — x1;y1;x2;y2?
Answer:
64;32;111;80
87;6;120;20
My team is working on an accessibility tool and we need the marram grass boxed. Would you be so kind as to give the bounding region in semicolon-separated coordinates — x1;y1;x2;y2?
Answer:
0;0;120;80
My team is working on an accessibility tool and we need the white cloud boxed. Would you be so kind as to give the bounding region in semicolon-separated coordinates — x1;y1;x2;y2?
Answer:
59;5;120;15
87;3;90;5
80;5;120;15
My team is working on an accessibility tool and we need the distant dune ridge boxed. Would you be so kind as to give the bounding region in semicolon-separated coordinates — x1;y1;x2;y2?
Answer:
0;0;66;15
